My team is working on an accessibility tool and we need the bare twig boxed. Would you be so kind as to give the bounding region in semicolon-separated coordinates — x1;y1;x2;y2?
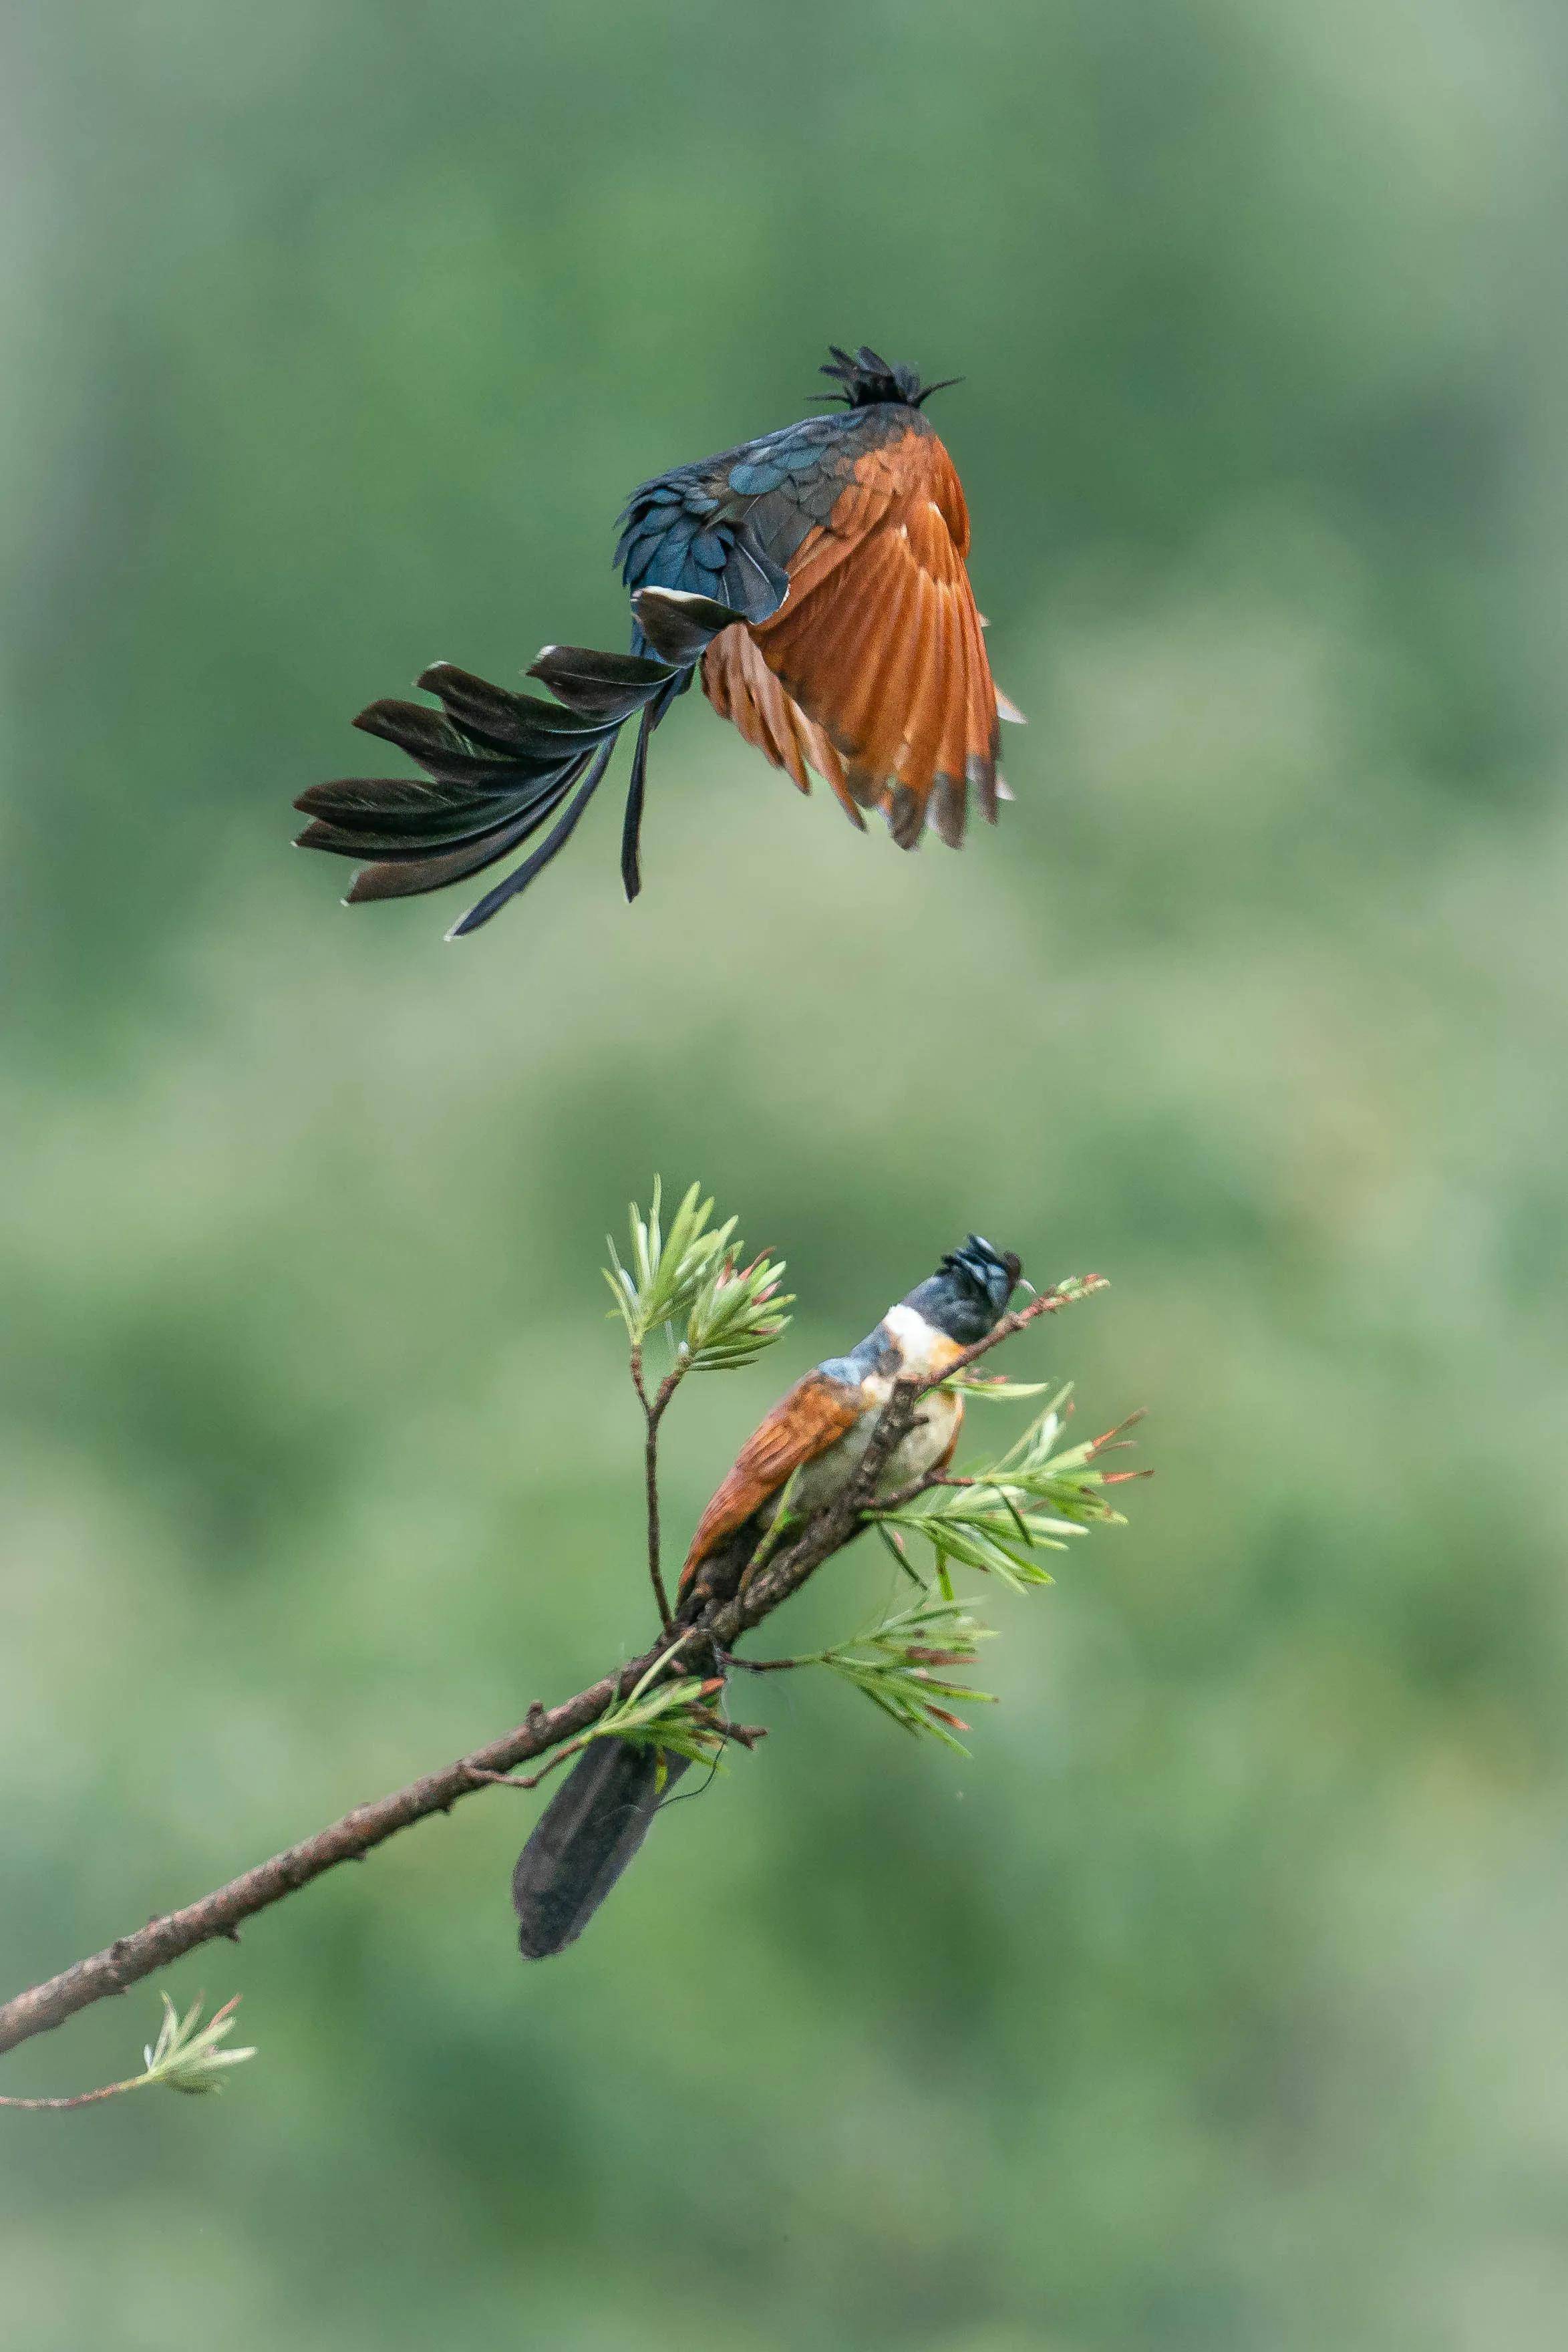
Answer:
0;1274;1102;2066
1;1993;253;2109
629;1346;677;1632
0;2079;144;2112
925;1278;1108;1392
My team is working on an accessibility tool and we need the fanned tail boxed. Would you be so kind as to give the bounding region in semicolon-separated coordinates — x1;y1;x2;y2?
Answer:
293;584;768;935
512;1739;691;1959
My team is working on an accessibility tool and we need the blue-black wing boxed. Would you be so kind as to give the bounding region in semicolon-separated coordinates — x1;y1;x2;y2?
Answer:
613;407;910;623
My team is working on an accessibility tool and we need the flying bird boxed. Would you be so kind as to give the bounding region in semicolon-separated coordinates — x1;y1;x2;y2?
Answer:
293;345;1018;936
512;1234;1024;1958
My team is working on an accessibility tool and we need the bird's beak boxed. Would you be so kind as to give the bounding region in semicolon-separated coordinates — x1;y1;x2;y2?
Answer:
1015;1276;1037;1299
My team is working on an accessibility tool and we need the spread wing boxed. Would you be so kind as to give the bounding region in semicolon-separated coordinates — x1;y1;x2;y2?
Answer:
677;1368;861;1593
621;406;1005;847
746;419;1000;847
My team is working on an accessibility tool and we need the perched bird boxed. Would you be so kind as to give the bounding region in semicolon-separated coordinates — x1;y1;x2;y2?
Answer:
293;345;1018;937
512;1234;1024;1959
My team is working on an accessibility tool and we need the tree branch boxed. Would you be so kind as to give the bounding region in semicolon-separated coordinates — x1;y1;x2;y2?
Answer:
0;1273;1102;2065
0;1662;650;2059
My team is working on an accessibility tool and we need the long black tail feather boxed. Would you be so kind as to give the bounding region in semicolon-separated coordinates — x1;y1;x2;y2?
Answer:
446;740;615;938
512;1738;691;1959
619;706;653;903
295;580;766;933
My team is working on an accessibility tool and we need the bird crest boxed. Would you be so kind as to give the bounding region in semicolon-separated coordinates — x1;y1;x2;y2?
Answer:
814;343;962;409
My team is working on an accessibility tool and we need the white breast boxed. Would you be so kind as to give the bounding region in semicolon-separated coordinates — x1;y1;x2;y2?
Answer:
786;1306;964;1523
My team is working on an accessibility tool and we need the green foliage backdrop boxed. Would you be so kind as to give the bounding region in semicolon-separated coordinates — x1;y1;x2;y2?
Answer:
3;2;1566;2345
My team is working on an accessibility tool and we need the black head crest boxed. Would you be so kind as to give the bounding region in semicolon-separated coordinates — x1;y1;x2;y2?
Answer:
813;343;963;410
903;1233;1024;1343
941;1233;1023;1298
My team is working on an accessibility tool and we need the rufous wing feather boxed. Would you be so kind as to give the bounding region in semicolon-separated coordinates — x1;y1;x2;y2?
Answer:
744;425;1001;847
701;628;867;830
677;1369;861;1593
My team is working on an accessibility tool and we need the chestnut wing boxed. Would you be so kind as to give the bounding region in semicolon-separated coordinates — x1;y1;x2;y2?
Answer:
677;1368;862;1593
622;406;1006;848
700;625;867;832
748;422;1001;848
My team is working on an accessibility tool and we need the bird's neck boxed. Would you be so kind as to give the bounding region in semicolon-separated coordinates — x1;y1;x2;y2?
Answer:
871;1300;967;1380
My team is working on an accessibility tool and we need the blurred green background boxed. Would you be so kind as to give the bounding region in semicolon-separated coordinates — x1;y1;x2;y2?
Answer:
3;1;1567;2345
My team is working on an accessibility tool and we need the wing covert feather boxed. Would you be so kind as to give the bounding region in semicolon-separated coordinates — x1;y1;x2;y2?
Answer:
677;1370;861;1590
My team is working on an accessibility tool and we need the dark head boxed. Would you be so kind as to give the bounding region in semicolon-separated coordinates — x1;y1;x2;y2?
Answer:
815;343;961;410
903;1233;1024;1345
